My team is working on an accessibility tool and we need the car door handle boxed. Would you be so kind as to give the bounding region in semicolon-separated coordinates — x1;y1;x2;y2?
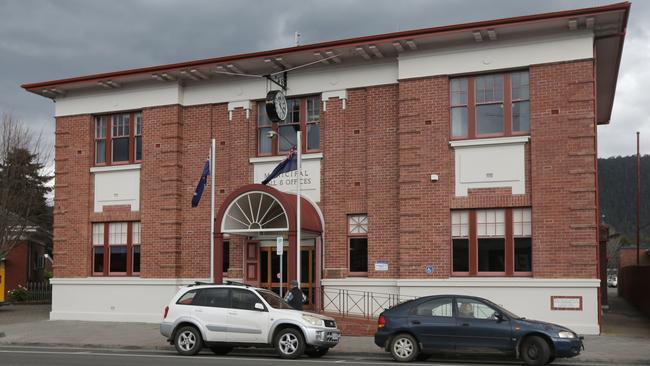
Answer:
462;323;470;326
411;320;421;325
194;309;202;313
228;311;237;315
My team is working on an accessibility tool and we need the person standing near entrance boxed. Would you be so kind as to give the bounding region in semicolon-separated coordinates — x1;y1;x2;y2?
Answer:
285;280;306;310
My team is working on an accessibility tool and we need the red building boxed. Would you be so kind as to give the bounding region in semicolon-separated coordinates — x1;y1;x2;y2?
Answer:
22;3;629;334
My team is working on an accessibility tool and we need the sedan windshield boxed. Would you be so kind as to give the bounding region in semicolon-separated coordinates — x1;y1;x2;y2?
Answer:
257;289;295;310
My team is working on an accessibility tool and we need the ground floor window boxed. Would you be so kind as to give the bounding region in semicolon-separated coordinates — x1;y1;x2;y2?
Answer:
348;214;368;275
452;208;532;276
92;221;141;276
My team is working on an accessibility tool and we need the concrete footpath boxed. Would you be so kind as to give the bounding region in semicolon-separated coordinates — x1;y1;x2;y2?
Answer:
1;289;649;364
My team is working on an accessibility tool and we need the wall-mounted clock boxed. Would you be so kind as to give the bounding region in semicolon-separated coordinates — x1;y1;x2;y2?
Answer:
265;90;288;122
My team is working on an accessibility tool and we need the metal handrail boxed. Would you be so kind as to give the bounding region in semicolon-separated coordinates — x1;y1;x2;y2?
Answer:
317;287;417;319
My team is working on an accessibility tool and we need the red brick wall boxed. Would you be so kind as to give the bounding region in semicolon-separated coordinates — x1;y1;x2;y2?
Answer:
53;114;93;277
51;59;599;282
619;248;650;269
529;60;598;279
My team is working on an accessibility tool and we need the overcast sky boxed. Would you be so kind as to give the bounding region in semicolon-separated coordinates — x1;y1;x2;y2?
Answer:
0;0;647;158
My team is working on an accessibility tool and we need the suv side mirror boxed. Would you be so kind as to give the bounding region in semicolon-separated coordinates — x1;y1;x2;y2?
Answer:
254;302;265;311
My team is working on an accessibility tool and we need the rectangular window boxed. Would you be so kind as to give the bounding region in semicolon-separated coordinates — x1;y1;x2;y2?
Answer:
92;222;140;276
132;222;141;274
450;71;529;139
95;117;107;164
451;208;531;277
511;71;530;133
450;78;468;138
223;241;230;274
94;112;142;165
348;214;368;274
513;208;532;273
306;96;320;151
92;223;104;274
257;96;321;156
135;112;142;161
452;211;469;273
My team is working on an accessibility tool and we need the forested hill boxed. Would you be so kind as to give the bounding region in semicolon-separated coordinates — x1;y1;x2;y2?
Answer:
598;155;650;242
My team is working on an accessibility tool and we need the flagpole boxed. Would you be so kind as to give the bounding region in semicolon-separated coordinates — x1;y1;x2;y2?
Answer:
296;131;302;288
210;138;216;283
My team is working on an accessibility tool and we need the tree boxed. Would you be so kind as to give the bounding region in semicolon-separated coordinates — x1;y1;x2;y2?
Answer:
0;113;53;260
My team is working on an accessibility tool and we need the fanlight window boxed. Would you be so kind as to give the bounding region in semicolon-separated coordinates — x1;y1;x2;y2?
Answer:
222;192;288;233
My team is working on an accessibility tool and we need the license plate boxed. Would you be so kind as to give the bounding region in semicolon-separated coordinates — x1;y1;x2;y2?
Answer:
329;332;340;341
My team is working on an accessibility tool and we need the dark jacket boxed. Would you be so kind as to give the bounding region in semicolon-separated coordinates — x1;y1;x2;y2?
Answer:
285;287;305;310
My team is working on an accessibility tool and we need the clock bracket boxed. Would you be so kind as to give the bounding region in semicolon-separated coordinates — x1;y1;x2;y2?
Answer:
265;72;287;91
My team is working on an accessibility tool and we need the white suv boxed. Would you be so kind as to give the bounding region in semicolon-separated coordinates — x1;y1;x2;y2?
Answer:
160;283;341;359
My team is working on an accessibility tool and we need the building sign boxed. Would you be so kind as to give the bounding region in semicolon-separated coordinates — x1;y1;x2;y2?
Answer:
425;264;434;275
375;261;389;272
551;296;583;311
251;154;322;202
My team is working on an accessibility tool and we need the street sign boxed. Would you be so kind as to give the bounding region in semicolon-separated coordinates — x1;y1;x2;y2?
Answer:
276;237;283;255
425;264;434;275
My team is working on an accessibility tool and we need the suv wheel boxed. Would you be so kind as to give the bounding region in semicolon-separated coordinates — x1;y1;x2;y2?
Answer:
390;333;419;362
275;328;305;359
174;326;202;356
521;335;551;366
305;346;329;358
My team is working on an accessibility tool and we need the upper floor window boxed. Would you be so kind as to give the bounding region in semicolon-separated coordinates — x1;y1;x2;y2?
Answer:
257;96;320;156
94;112;142;165
450;71;529;139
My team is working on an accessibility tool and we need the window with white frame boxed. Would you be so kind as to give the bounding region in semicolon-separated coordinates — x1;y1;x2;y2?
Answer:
92;222;141;276
513;208;532;272
348;214;368;273
452;211;469;272
476;209;505;273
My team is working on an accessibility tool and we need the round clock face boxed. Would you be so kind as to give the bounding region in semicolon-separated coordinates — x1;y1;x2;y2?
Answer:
265;90;288;122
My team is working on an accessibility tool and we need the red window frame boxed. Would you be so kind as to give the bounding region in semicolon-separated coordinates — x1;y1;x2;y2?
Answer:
257;96;321;156
451;208;532;277
91;221;140;277
450;71;530;140
347;214;369;276
94;111;142;166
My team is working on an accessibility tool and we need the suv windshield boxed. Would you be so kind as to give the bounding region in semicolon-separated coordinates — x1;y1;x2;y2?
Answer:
257;289;295;310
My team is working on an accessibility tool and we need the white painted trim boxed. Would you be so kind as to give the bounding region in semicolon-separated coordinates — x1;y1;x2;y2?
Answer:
398;31;593;79
249;152;323;164
50;277;210;286
89;164;141;173
449;136;530;148
227;100;251;120
322;90;347;111
321;278;398;287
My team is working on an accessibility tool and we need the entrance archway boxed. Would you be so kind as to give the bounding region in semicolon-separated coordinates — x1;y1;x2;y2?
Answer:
214;184;323;305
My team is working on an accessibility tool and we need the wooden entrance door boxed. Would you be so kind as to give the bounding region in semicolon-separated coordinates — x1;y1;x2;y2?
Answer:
260;247;316;307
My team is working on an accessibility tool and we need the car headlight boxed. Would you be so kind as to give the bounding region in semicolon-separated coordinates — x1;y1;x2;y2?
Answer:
302;314;325;327
558;331;576;339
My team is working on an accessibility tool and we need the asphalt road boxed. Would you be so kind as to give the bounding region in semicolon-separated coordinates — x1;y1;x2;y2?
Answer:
0;346;637;366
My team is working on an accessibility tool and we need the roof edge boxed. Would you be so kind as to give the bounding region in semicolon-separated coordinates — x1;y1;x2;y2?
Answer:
21;2;631;91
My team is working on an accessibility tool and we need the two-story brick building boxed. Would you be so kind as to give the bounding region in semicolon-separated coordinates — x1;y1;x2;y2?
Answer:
22;3;629;334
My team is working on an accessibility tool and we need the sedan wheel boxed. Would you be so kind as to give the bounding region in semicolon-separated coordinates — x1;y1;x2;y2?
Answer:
174;326;202;356
521;335;551;366
275;328;305;359
390;333;419;362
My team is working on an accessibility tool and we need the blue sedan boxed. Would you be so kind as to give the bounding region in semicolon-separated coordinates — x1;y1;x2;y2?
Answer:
374;295;583;365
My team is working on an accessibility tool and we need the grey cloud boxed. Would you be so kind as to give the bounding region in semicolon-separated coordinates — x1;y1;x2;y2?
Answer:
0;0;646;157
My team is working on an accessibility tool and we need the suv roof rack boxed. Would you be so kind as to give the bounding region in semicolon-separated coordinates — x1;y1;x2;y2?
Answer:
224;280;251;287
187;280;251;288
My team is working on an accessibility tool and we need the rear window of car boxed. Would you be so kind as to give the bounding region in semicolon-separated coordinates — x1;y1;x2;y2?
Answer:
177;290;197;305
412;297;453;317
194;288;230;308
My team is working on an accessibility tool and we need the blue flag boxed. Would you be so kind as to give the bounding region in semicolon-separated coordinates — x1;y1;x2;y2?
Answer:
191;154;210;207
262;146;297;185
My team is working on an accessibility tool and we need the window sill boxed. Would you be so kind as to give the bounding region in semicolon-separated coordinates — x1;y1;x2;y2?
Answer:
249;153;323;164
347;272;369;277
449;135;530;148
90;164;142;173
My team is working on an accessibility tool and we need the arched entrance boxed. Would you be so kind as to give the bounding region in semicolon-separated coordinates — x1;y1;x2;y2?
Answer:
214;184;323;305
